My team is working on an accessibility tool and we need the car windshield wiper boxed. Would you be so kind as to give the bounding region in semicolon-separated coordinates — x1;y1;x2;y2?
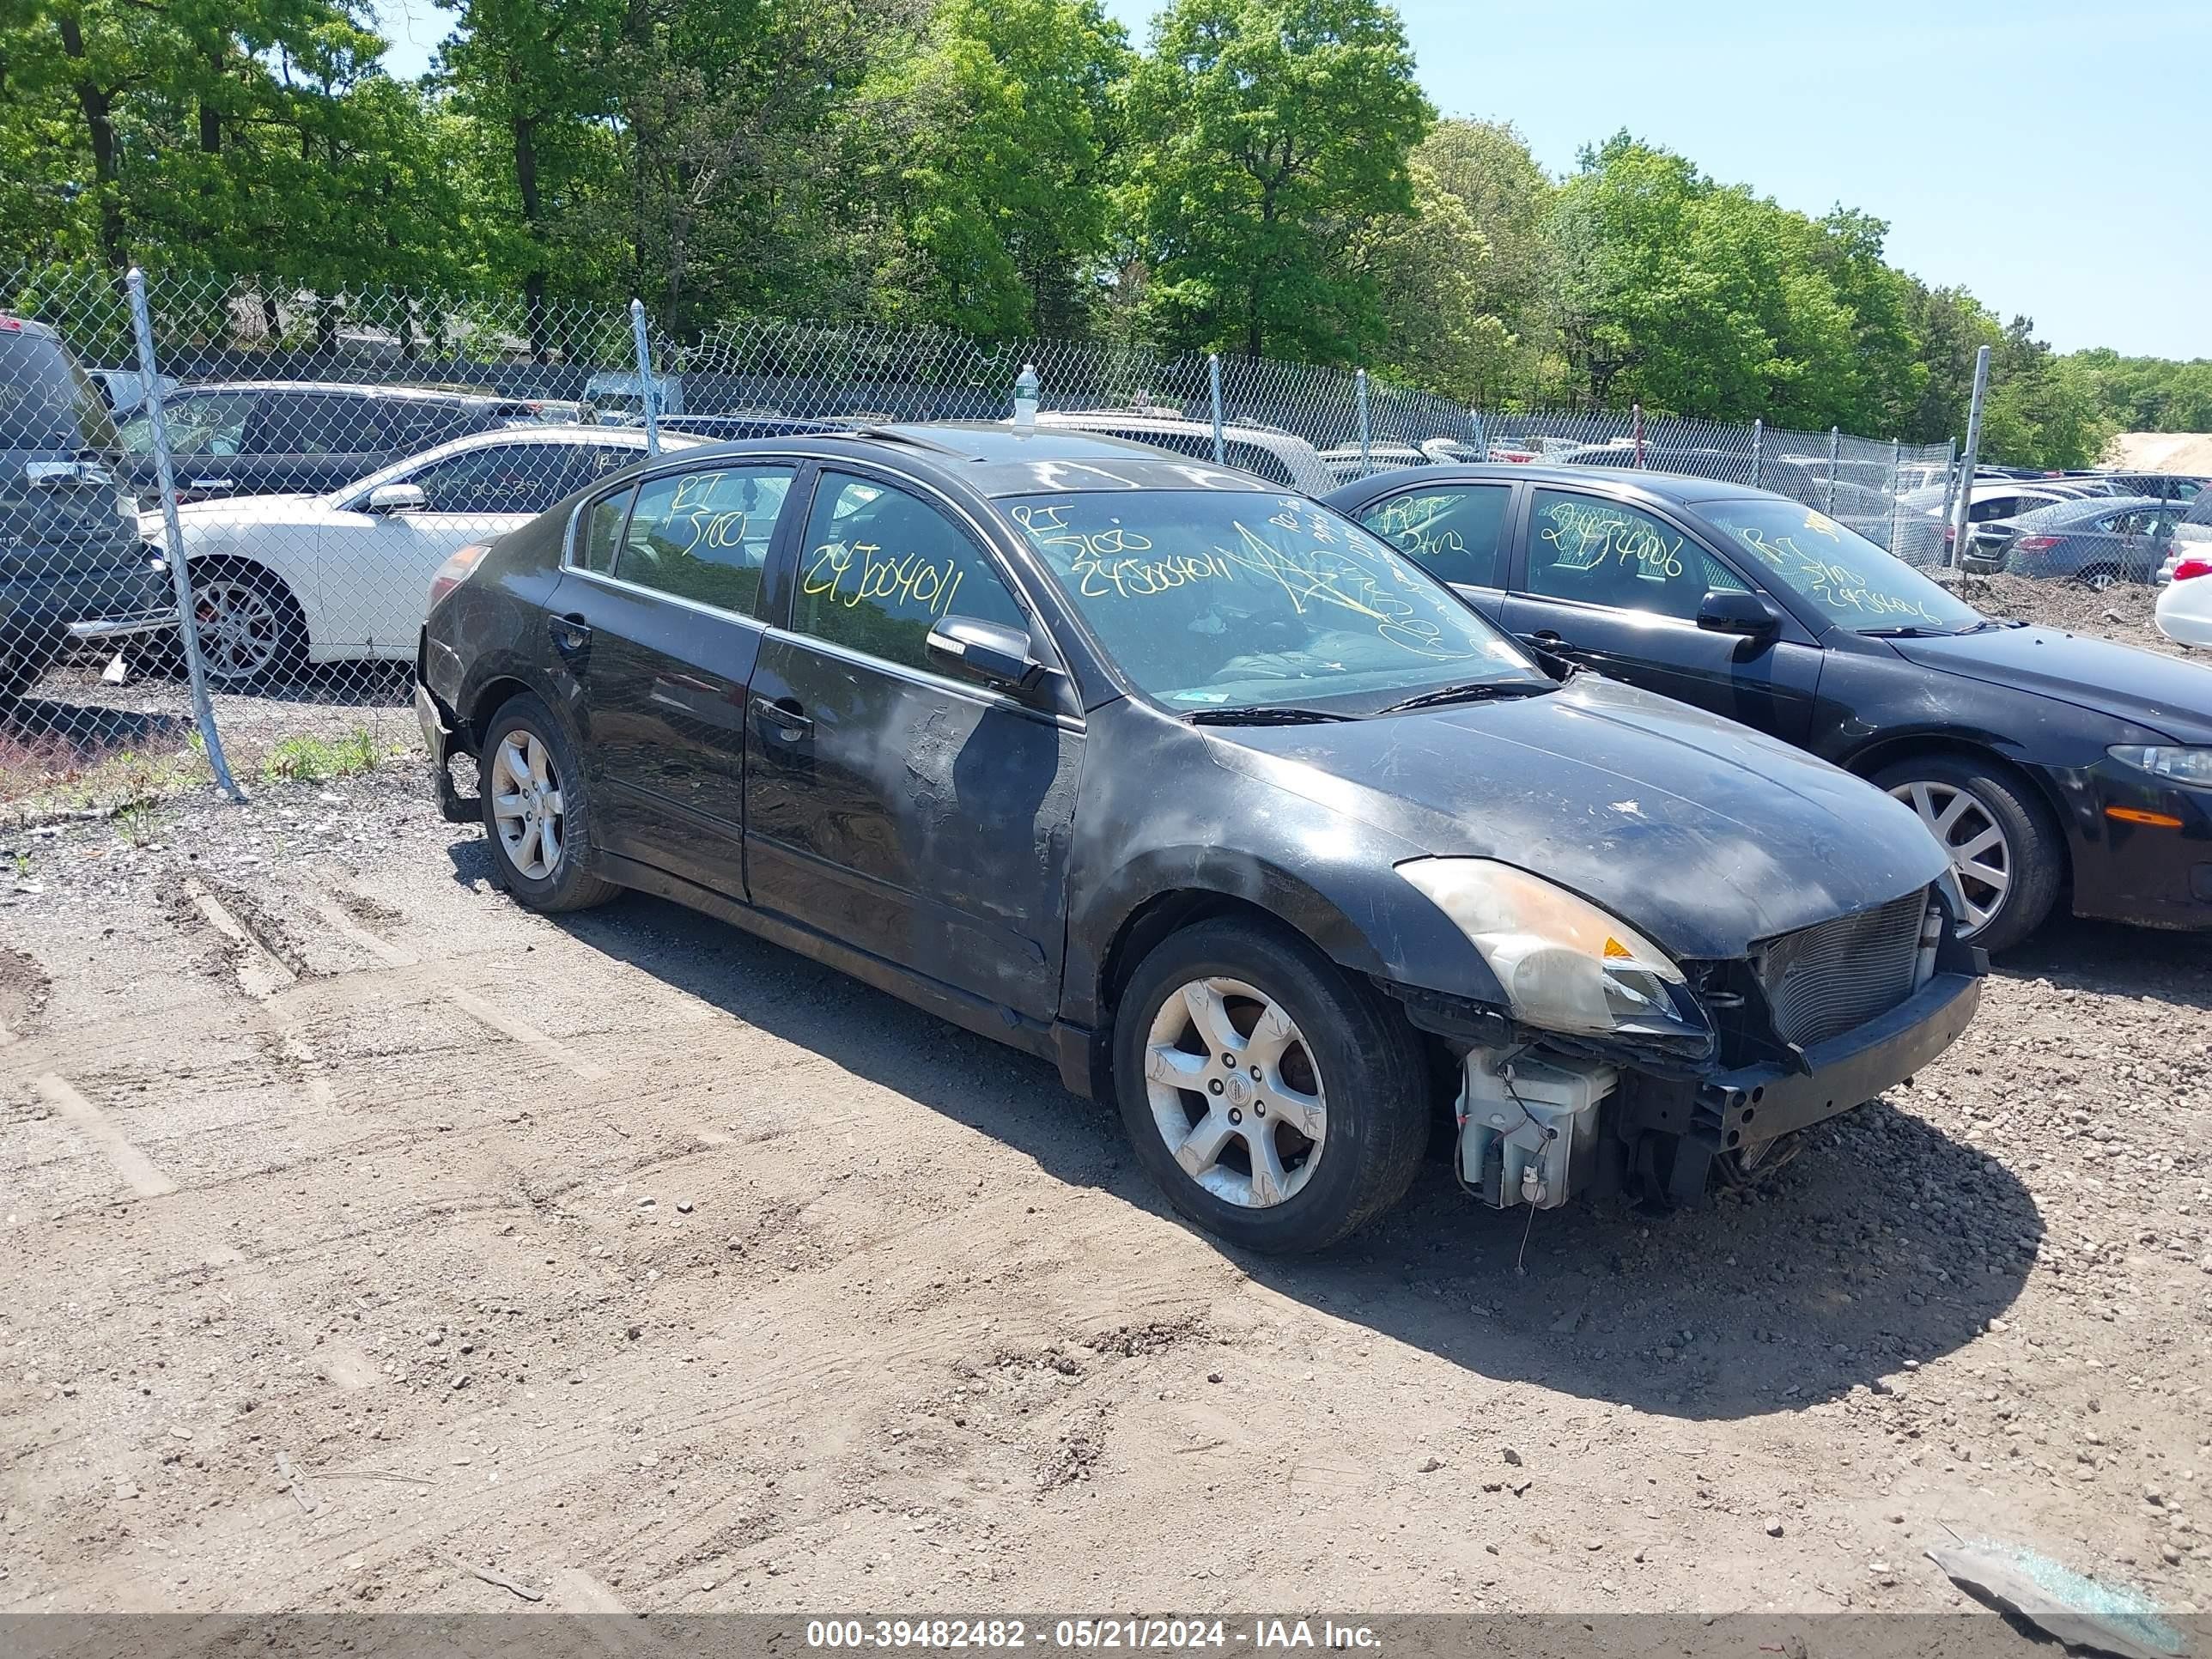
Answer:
1182;705;1358;726
1950;617;2023;634
1856;624;1952;639
1374;680;1556;715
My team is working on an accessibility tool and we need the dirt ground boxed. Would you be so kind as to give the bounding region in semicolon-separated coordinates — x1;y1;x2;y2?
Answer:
2106;434;2212;476
1;763;2207;1624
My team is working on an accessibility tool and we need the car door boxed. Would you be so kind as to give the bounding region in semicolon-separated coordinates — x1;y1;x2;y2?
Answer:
743;465;1080;1024
550;458;799;896
1503;485;1825;743
1344;480;1516;624
242;391;392;495
322;440;599;654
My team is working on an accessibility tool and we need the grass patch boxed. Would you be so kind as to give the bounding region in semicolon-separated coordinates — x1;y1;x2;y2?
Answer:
0;725;212;822
258;726;410;785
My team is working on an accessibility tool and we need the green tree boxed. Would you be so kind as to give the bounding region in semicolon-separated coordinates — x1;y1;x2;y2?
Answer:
1123;0;1431;362
857;0;1130;338
1413;118;1552;397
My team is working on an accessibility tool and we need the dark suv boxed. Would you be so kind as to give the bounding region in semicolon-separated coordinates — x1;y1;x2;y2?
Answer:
115;381;564;504
0;317;174;698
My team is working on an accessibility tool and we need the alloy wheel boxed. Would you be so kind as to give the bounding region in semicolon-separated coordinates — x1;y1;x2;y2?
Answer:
1142;975;1327;1209
191;578;286;683
1889;779;2010;937
492;730;566;881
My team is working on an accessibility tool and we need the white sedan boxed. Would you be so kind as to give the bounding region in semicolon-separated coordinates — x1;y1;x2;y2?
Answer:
147;426;700;686
2154;553;2212;647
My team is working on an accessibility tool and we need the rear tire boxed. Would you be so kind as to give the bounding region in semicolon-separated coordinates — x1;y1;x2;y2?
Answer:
2075;564;2120;592
187;563;307;688
1875;754;2061;953
1111;916;1430;1254
477;692;620;913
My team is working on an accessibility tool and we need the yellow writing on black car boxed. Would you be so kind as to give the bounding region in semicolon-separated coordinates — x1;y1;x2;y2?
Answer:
1539;501;1686;579
802;538;967;619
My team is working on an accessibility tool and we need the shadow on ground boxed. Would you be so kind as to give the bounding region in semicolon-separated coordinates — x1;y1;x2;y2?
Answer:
1991;911;2212;1010
467;845;2041;1425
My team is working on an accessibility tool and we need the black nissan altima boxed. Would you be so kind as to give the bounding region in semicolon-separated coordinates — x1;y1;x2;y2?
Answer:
416;425;1984;1254
1324;464;2212;952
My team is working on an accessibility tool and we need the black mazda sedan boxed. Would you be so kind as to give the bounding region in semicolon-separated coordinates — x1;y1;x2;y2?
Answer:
416;426;1983;1253
1326;465;2212;951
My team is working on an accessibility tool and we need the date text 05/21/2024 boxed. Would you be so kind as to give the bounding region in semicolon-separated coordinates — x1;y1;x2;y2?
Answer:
804;1619;1384;1651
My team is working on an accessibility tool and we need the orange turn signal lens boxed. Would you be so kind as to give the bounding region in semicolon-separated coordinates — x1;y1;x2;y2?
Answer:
2105;805;2184;829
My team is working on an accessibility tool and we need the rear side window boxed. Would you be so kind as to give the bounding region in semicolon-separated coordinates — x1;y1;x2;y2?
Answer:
1358;485;1511;587
408;442;584;514
251;392;389;455
576;487;633;574
614;464;794;615
1223;441;1294;486
0;326;118;451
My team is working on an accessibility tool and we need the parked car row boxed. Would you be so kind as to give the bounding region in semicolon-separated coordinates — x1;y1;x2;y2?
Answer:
411;419;2212;1255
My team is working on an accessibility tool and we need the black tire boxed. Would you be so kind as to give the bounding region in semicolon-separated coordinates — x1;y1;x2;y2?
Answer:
2074;564;2120;592
477;691;621;913
1874;754;2062;953
186;562;307;688
0;644;53;702
1111;916;1430;1254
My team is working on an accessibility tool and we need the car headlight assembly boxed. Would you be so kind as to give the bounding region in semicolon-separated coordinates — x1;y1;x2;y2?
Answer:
1396;857;1707;1041
2108;745;2212;788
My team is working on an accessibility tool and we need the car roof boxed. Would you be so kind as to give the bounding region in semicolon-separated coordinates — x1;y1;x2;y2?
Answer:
0;314;64;341
169;380;519;405
1325;462;1756;505
676;421;1290;499
2014;493;2168;523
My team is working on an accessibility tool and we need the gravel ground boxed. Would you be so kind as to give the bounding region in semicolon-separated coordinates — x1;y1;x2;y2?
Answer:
1949;571;2188;659
2;769;2207;1623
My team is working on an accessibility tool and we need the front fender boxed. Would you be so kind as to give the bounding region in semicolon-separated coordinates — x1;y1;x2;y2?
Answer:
1064;838;1509;1031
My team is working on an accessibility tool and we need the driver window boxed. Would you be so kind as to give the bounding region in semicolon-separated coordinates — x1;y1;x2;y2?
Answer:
1527;489;1747;621
793;471;1026;673
614;465;796;617
126;391;253;458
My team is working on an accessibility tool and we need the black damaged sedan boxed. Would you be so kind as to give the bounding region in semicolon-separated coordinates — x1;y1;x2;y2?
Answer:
416;425;1984;1253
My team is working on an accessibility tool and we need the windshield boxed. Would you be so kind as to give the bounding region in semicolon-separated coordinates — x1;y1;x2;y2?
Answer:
1697;497;1984;635
1006;490;1542;710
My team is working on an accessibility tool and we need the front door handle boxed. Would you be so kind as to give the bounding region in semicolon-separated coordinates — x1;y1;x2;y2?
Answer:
548;614;592;660
753;696;812;745
187;477;235;492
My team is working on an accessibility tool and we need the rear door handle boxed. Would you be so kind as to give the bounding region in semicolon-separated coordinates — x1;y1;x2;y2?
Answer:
187;477;234;492
753;696;812;744
548;614;592;659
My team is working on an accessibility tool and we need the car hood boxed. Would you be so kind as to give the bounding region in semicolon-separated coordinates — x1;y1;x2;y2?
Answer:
1201;675;1947;960
140;494;331;537
1889;626;2212;744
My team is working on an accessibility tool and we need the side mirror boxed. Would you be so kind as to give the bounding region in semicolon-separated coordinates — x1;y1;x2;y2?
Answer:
368;483;428;514
926;616;1044;691
1697;588;1781;638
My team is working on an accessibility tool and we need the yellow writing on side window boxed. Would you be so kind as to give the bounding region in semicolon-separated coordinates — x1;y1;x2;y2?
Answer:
802;538;966;619
1539;502;1684;578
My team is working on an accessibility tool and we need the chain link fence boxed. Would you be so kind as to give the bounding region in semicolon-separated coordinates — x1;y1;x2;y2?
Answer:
0;264;1959;815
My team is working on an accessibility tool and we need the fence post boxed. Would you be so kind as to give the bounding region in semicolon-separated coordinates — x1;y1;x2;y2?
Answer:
629;298;659;456
1470;409;1486;461
1208;353;1224;465
1887;438;1901;552
1632;403;1644;468
125;269;245;804
1750;418;1764;489
1825;427;1840;514
1355;368;1371;476
1946;345;1992;571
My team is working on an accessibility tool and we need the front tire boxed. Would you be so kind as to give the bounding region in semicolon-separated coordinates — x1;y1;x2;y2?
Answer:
1876;755;2060;952
478;692;620;913
1111;917;1430;1254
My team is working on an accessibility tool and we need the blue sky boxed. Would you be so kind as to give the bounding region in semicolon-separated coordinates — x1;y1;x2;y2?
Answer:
371;0;2211;360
